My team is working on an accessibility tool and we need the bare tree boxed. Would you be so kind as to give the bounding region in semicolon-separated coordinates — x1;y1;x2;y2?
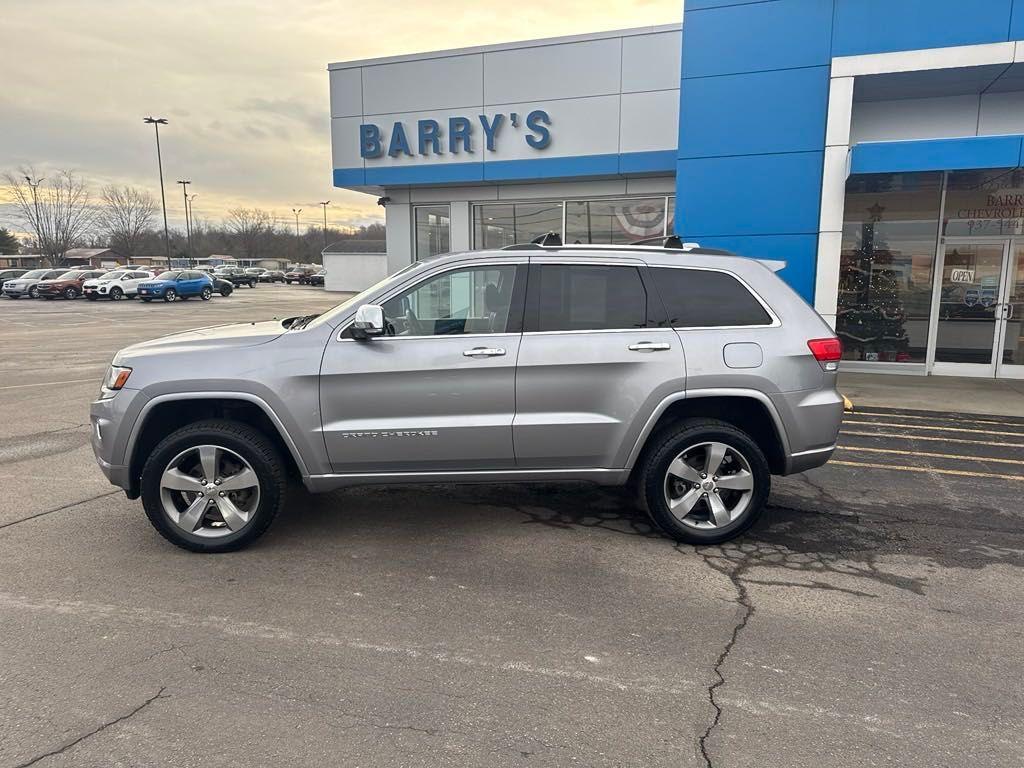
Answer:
2;167;96;266
225;207;272;259
99;185;156;258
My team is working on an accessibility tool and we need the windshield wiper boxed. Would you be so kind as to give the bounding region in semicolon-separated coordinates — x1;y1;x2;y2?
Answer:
288;313;320;330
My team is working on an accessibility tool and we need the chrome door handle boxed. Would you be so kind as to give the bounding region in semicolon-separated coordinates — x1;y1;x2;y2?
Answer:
463;347;506;357
628;341;671;352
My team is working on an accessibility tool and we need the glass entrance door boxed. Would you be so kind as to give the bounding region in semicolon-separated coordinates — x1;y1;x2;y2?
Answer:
997;243;1024;378
931;241;1007;376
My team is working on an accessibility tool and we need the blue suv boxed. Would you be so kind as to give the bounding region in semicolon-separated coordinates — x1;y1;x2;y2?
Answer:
137;270;214;302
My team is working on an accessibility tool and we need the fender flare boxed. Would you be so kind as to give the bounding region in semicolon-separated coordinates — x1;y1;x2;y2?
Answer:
622;388;793;470
124;391;311;477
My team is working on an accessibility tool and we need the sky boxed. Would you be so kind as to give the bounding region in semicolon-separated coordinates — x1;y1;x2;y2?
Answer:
0;0;680;238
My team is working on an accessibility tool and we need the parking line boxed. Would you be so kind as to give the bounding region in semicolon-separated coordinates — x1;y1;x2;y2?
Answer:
0;377;98;391
830;460;1024;481
842;419;1024;437
838;445;1023;465
847;410;1024;428
841;430;1024;449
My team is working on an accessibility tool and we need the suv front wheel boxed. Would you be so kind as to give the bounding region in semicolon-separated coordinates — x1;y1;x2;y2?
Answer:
140;420;287;552
639;419;770;545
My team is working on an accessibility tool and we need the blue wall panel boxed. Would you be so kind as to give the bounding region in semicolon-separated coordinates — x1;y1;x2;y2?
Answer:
850;135;1024;174
681;0;834;78
678;66;830;158
676;152;824;238
1011;0;1024;39
832;0;1014;56
695;233;819;301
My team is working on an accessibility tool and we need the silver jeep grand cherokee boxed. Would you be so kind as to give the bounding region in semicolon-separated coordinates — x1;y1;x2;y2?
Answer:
90;241;844;553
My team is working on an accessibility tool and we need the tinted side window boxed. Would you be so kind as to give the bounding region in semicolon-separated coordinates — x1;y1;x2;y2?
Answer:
651;268;772;327
535;265;646;332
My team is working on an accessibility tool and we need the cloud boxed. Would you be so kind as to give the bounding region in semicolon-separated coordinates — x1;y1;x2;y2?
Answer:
0;0;680;229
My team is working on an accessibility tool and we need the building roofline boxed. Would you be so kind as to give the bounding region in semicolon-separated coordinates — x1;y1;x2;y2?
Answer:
327;23;681;71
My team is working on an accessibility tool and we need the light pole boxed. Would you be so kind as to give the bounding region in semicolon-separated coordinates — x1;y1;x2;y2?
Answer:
318;200;330;252
292;208;302;261
177;180;192;267
187;194;198;266
143;116;172;268
23;175;44;258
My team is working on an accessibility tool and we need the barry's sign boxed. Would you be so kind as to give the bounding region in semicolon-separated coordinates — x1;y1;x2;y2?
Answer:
359;110;551;159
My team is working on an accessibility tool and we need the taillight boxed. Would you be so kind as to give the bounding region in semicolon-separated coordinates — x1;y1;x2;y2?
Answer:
807;338;842;372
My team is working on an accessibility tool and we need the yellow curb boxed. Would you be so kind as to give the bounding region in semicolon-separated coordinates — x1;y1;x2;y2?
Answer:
842;394;854;413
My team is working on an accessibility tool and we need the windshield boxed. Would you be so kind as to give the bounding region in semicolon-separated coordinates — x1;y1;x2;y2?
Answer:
99;271;126;280
154;271;180;281
57;271;81;279
22;269;49;279
305;262;423;330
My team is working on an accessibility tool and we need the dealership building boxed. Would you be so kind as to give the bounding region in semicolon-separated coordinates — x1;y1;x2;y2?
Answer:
329;0;1024;379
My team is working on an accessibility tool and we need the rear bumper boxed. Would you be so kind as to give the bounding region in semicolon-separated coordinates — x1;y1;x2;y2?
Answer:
786;444;836;474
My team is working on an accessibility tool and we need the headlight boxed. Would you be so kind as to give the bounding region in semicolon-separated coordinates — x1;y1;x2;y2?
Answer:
99;365;132;399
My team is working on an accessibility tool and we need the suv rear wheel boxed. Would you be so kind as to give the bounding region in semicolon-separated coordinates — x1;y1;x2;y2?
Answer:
639;418;770;545
140;420;287;552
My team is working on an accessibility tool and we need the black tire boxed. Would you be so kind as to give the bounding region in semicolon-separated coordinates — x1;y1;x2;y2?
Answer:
639;418;770;545
140;419;288;553
64;286;77;299
29;286;40;298
163;288;176;302
200;286;213;300
110;286;124;301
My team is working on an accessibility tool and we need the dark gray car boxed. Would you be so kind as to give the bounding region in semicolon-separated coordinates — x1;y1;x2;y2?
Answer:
90;243;844;552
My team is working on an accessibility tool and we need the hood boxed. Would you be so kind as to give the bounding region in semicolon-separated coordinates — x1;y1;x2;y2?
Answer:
139;278;173;286
38;278;76;287
116;319;289;359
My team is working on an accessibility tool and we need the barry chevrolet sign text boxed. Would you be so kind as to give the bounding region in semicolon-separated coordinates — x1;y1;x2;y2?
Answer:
359;110;552;158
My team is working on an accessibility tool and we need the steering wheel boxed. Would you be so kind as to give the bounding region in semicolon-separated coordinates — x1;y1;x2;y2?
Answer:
404;308;425;336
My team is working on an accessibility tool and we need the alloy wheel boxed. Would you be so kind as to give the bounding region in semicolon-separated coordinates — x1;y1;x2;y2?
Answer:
164;288;176;302
663;441;755;530
159;444;261;538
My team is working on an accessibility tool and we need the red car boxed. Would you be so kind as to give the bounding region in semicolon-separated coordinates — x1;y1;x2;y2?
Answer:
35;269;106;299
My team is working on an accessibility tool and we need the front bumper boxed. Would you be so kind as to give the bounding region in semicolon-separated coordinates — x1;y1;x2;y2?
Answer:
90;388;145;494
3;287;29;297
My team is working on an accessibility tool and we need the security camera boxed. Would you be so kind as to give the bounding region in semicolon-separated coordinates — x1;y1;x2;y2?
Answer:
377;196;391;207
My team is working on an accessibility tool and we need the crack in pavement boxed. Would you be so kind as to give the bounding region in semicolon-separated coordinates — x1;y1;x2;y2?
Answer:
695;549;755;768
0;490;121;532
13;687;168;768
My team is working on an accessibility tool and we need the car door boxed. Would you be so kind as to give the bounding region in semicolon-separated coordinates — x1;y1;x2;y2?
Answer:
320;259;527;474
513;258;686;469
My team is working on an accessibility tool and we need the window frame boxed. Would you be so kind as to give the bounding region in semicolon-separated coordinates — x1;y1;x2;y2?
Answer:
413;204;452;261
338;261;528;341
648;265;781;331
523;261;653;334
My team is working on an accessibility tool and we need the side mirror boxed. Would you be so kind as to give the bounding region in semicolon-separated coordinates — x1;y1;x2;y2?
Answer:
352;304;385;339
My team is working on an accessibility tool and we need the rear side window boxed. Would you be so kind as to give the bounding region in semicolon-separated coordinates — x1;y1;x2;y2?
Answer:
533;264;646;332
651;268;772;327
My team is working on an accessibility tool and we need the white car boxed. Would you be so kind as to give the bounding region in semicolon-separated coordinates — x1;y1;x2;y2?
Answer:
82;270;155;301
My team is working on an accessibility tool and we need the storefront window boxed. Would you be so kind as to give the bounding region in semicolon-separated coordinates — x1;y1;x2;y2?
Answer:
564;197;667;244
944;168;1024;237
837;172;942;363
414;205;450;259
473;202;563;248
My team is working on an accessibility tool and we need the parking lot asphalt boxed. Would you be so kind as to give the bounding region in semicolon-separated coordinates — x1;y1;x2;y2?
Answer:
0;286;1022;768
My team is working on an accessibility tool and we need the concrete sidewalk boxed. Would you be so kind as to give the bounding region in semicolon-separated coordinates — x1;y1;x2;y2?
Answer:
838;371;1024;418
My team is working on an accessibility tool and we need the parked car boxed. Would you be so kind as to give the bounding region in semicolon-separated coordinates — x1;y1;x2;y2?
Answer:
213;277;234;297
260;270;286;283
245;267;267;279
3;268;67;299
284;267;316;284
83;270;155;300
137;270;214;302
35;269;106;300
309;269;326;286
0;269;28;285
90;242;844;553
214;266;258;288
